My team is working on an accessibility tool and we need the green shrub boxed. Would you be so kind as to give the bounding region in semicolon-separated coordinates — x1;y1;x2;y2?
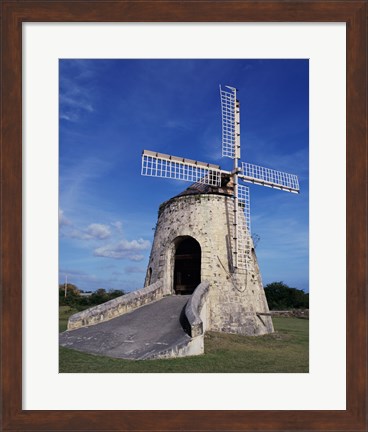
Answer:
59;285;126;309
264;282;309;310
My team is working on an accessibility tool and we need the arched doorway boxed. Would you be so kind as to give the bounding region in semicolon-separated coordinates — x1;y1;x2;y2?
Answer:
174;237;201;295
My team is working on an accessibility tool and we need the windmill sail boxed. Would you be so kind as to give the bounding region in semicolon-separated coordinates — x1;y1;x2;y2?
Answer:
219;85;237;159
141;85;300;276
237;184;251;270
142;150;221;186
240;162;299;193
238;184;251;233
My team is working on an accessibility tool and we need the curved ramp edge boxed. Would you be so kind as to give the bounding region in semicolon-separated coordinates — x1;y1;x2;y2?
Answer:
184;281;210;337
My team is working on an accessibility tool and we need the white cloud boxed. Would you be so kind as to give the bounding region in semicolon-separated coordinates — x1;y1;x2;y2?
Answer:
111;221;123;233
59;67;96;122
129;255;145;262
86;223;111;239
60;94;94;113
59;157;113;216
59;113;74;121
59;209;71;226
93;238;151;260
65;223;111;241
68;229;92;240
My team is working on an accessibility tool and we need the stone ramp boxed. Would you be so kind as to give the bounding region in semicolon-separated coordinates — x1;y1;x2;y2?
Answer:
59;295;191;360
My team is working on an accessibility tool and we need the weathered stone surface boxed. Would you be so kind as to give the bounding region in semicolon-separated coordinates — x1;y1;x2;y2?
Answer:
144;193;274;336
184;281;210;338
61;295;205;360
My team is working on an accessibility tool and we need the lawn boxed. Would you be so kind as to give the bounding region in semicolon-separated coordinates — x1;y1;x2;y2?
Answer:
59;307;308;373
59;305;78;333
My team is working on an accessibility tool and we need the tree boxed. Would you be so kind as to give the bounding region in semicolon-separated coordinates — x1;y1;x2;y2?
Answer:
59;283;81;307
107;289;125;299
264;281;309;310
89;288;108;306
59;284;126;310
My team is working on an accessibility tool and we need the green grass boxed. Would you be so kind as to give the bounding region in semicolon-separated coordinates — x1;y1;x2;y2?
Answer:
59;307;308;373
59;305;83;332
59;306;74;333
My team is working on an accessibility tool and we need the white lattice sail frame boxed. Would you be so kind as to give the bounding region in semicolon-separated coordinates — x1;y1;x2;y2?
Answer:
141;150;222;186
241;162;299;193
219;85;237;159
237;184;252;271
141;84;300;276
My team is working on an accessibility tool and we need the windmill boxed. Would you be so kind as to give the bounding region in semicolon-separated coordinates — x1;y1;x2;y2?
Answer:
141;85;300;276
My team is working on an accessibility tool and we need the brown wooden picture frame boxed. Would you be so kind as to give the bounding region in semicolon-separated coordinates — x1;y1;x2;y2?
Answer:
1;1;367;431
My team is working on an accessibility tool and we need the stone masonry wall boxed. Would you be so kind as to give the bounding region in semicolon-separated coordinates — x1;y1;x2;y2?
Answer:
144;194;273;336
184;281;210;338
67;281;163;330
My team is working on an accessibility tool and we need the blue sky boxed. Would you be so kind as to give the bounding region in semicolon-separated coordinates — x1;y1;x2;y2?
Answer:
59;59;309;292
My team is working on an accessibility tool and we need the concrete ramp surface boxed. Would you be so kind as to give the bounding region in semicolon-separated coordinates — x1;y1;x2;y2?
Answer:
59;295;191;360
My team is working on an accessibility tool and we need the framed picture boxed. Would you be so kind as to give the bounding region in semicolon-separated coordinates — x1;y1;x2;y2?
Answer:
58;58;309;368
1;1;366;431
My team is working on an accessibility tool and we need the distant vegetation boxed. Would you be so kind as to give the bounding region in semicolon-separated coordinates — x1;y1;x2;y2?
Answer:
59;281;308;312
264;281;309;310
59;284;125;311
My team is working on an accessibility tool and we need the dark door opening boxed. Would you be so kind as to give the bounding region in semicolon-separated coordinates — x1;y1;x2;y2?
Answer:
174;237;201;295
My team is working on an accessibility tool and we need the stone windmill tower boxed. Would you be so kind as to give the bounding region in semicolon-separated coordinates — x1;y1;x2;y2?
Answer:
141;86;300;336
